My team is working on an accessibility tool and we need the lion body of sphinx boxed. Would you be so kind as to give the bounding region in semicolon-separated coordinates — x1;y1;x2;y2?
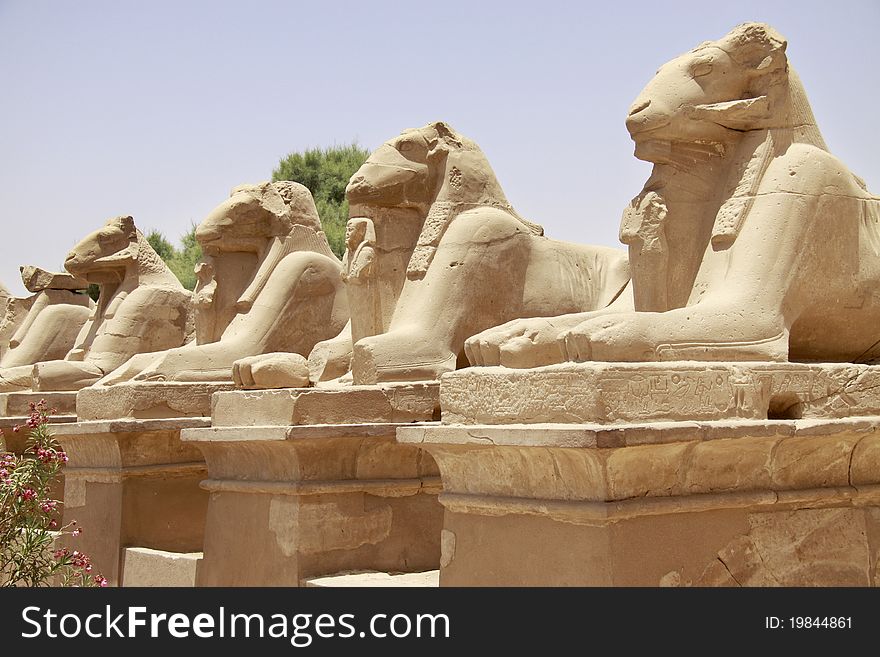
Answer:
96;181;349;385
467;22;880;368
305;121;630;385
0;270;92;371
0;215;192;392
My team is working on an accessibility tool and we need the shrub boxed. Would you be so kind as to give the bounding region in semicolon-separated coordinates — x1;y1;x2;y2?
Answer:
0;400;106;587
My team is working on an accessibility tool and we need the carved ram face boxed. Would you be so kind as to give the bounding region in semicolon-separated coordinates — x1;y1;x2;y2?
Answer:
64;215;137;280
625;23;788;163
346;121;460;210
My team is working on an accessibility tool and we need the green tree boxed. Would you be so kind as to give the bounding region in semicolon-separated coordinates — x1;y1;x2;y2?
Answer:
272;142;370;258
146;225;202;290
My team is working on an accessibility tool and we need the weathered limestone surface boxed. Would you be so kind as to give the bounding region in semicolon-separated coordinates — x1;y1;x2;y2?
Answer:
304;570;439;587
400;417;880;585
97;181;348;386
233;352;310;389
0;391;78;418
53;418;210;586
442;362;880;425
0;216;192;392
306;121;629;386
0;285;31;363
182;421;442;586
121;547;201;587
211;382;440;427
466;22;880;368
20;266;88;293
0;267;91;376
77;381;235;420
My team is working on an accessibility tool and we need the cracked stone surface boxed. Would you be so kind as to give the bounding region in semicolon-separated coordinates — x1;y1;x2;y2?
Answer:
441;362;880;425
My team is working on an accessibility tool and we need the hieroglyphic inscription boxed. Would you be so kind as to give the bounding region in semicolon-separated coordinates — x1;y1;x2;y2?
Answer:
441;362;880;426
599;370;736;421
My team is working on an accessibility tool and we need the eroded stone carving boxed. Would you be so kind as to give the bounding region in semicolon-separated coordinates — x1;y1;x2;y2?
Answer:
0;216;192;392
440;361;880;425
1;282;31;364
694;508;875;586
0;267;91;371
466;22;880;367
19;266;89;293
306;121;629;385
97;181;348;384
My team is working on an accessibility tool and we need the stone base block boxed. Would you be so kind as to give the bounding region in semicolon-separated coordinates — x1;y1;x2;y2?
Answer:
304;570;440;587
0;391;77;417
182;423;443;586
210;382;439;427
77;381;235;420
441;362;880;425
399;417;880;586
53;418;211;585
121;547;201;587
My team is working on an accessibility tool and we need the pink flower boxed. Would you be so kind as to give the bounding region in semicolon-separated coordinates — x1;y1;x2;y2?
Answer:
94;575;108;587
49;519;58;529
20;488;36;501
39;500;57;513
70;550;92;570
72;527;82;537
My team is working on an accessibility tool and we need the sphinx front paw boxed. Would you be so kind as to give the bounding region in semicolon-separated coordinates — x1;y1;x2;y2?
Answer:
233;353;310;390
558;315;659;363
464;317;567;368
352;333;457;384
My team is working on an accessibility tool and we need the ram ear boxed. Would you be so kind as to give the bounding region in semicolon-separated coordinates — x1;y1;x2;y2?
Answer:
687;95;771;130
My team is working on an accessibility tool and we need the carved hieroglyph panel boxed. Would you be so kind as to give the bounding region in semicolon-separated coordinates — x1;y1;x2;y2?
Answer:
441;363;880;425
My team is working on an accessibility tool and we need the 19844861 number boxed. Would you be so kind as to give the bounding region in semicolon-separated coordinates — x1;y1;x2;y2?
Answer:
765;617;852;629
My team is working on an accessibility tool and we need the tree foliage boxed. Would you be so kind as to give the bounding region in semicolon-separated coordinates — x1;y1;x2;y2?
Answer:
271;142;370;258
138;141;368;288
146;226;202;290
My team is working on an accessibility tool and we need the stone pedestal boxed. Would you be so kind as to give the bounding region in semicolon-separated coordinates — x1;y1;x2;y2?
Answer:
181;382;443;586
210;381;440;426
46;381;233;585
121;547;201;587
401;418;880;586
77;381;235;420
399;362;880;586
441;362;880;424
0;391;78;417
53;416;211;586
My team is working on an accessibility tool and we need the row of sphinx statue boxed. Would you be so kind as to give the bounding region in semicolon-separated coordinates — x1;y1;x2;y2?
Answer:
2;22;879;397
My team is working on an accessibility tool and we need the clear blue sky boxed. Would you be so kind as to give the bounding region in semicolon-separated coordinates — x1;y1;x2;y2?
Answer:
1;0;877;295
